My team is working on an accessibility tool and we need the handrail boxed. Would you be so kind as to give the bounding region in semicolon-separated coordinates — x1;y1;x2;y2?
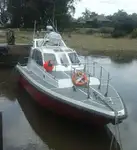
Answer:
44;71;58;82
18;57;29;66
19;57;58;81
70;60;111;98
95;83;121;100
35;62;59;83
19;56;113;99
43;72;59;87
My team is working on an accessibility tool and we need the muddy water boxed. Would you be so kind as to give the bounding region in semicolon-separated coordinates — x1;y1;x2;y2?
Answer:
0;56;136;150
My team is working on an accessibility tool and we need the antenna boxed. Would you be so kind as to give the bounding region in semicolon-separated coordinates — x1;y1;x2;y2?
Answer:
45;16;57;32
33;20;36;39
52;0;55;27
55;20;58;32
44;0;58;32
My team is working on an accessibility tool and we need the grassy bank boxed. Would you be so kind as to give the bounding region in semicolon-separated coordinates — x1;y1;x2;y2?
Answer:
63;33;137;62
63;33;137;51
1;30;137;59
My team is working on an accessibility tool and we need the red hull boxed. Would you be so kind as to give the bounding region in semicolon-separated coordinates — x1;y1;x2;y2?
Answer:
19;75;110;126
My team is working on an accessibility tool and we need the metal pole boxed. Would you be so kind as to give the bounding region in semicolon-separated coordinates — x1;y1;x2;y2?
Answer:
33;20;36;39
55;20;58;32
93;62;95;76
105;73;110;97
52;1;55;27
72;68;76;91
84;56;87;72
87;74;90;99
98;66;103;89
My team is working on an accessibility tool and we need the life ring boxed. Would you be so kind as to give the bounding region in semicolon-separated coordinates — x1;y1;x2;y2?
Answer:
72;71;88;86
43;60;54;72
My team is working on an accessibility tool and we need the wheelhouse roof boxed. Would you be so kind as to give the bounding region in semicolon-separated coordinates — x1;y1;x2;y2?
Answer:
37;46;76;54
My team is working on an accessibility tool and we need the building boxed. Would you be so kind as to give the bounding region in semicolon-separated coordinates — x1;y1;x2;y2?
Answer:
86;15;111;27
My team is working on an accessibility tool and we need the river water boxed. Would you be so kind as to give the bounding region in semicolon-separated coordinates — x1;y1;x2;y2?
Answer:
0;55;136;150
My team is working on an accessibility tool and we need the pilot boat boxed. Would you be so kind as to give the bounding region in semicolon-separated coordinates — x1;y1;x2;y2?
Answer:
16;31;127;126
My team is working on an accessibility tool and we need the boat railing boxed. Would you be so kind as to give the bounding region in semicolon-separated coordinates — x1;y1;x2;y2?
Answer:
17;57;29;66
18;57;118;99
18;57;59;87
43;71;59;87
70;61;111;98
107;84;121;101
70;62;122;109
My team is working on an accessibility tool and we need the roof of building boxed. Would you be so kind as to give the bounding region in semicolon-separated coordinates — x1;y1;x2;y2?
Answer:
86;15;111;22
40;46;75;54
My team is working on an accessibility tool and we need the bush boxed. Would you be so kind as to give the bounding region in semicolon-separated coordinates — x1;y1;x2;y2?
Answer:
86;29;93;34
131;28;137;38
86;28;100;34
85;27;114;35
99;27;114;34
111;30;127;38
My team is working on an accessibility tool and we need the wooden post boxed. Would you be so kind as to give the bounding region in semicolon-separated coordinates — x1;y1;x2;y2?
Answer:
6;29;15;45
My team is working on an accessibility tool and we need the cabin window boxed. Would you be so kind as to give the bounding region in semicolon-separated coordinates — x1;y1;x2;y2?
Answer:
35;50;43;66
68;53;80;64
59;53;69;65
32;49;36;59
44;53;57;65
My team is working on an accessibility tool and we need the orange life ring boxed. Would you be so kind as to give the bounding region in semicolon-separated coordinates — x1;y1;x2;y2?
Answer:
43;60;54;72
72;71;88;86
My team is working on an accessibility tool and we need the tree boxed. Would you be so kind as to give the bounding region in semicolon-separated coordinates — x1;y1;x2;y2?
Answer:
111;10;135;34
7;0;80;29
82;8;92;20
0;0;8;24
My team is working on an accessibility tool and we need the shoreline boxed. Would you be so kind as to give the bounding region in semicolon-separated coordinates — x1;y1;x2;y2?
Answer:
0;31;137;64
0;45;136;66
1;42;137;56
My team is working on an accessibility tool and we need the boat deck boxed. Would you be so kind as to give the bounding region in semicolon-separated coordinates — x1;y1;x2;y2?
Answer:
20;66;124;113
49;71;71;79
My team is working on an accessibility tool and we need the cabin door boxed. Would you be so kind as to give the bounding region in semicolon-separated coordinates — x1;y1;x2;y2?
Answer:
28;49;44;78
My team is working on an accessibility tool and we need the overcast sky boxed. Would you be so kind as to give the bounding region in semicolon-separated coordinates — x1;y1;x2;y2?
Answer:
74;0;137;18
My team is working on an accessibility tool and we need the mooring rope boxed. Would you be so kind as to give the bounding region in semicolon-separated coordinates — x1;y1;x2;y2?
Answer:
110;111;123;150
117;123;123;150
110;112;117;150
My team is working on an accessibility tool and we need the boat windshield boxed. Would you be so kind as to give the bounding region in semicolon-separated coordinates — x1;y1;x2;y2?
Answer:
44;53;57;65
59;53;69;65
68;52;80;64
43;38;65;47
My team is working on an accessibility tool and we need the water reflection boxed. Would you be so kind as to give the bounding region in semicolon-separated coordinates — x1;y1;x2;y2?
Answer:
16;86;114;150
88;52;136;64
0;112;3;150
3;53;137;149
0;68;117;150
110;55;134;64
1;53;137;150
0;68;18;101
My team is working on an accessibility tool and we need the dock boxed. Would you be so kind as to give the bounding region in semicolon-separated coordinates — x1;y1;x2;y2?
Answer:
0;44;31;67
